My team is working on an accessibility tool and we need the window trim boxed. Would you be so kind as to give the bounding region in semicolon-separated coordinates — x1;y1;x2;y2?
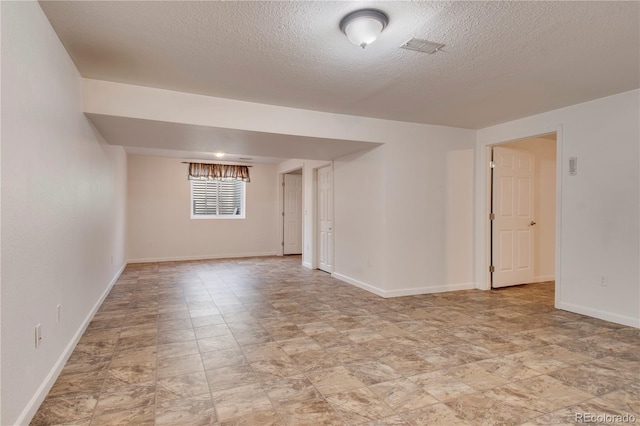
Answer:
190;179;246;220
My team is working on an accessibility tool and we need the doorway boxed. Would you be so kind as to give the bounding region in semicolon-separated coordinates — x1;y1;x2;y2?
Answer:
317;165;333;273
490;134;557;288
283;170;303;255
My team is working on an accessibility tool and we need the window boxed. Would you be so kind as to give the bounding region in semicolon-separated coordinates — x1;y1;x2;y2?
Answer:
191;180;245;219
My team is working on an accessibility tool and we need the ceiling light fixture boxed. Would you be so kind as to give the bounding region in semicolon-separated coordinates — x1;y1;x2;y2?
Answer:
340;9;388;49
214;152;225;158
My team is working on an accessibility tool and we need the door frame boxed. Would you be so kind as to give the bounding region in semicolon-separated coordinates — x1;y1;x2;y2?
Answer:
314;163;334;272
282;169;303;256
475;125;563;307
277;166;304;257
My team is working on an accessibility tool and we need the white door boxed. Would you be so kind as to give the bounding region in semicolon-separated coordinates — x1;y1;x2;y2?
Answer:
492;146;536;288
317;166;333;273
283;173;302;255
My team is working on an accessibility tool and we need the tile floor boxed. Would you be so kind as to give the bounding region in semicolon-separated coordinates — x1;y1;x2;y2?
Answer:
32;256;639;425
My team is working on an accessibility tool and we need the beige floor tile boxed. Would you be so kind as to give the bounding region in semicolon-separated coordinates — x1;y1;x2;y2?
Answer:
326;387;395;424
448;363;511;391
250;356;302;381
598;382;640;414
474;357;542;382
211;383;274;423
307;366;367;395
30;395;98;425
191;314;226;327
378;353;437;377
30;259;639;426
549;363;633;396
197;334;239;352
157;353;204;379
194;324;233;340
102;362;155;389
93;385;155;418
110;346;157;367
446;392;544;426
369;378;439;412
515;374;594;408
345;360;402;386
157;340;200;359
46;373;105;400
205;364;260;392
155;394;217;425
275;397;343;425
264;374;323;406
157;328;197;345
202;346;247;370
278;336;323;355
289;349;342;373
156;371;210;403
409;370;476;403
362;415;411;425
401;403;471;426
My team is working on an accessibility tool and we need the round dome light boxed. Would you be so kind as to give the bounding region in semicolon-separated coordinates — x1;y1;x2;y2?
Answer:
340;9;388;49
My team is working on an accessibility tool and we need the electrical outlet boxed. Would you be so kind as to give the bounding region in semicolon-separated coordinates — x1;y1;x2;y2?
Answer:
56;304;62;323
600;276;607;287
35;324;42;348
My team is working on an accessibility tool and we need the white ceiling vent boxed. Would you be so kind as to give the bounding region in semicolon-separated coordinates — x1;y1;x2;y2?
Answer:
238;157;253;161
401;38;445;54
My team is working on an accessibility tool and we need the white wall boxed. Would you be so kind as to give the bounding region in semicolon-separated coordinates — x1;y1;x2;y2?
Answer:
333;147;387;293
382;136;475;296
1;2;128;424
127;156;278;262
279;134;476;299
477;90;640;327
333;139;476;297
506;137;556;281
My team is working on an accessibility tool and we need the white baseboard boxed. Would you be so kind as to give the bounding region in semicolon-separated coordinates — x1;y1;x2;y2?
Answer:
384;282;476;297
556;301;639;328
332;273;475;298
332;273;386;297
302;261;312;269
16;263;126;426
533;275;555;283
127;251;278;263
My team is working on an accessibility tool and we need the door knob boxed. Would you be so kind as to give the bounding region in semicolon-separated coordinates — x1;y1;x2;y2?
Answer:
529;221;537;226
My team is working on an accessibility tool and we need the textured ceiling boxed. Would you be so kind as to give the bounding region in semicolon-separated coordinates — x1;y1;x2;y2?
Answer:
40;1;640;130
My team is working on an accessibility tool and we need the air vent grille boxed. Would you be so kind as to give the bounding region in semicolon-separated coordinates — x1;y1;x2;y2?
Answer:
401;38;445;54
238;157;253;161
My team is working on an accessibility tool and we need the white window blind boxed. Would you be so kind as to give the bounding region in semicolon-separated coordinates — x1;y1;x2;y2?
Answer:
191;180;245;218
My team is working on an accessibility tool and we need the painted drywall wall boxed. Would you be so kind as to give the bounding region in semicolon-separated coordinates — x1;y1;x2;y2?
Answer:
278;134;475;298
1;2;128;424
382;136;476;296
477;90;640;327
505;137;556;282
333;147;387;293
127;156;278;262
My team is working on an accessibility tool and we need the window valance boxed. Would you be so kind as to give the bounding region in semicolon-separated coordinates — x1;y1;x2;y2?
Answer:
187;162;250;182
